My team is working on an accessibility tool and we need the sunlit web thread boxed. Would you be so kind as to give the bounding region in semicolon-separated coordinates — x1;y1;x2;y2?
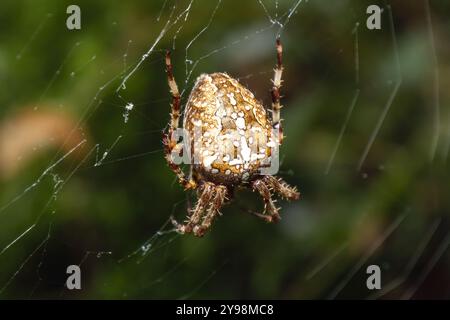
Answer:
16;13;53;61
83;148;163;170
400;231;450;299
157;0;171;22
116;1;193;92
0;139;95;251
39;63;132;187
70;54;97;78
357;5;402;172
122;40;133;73
305;241;349;280
94;135;123;167
1;2;185;297
257;0;284;28
57;250;112;298
424;0;441;163
0;223;51;295
256;0;304;37
0;123;99;225
0;224;36;257
325;22;360;175
184;0;222;82
172;0;195;50
2;143;120;295
178;259;229;299
117;199;187;264
327;212;407;300
0;139;87;216
143;257;188;289
34;41;81;110
367;218;441;299
276;0;304;38
181;23;277;96
0;132;102;265
44;67;125;171
28;229;51;298
0;141;95;261
180;0;304;96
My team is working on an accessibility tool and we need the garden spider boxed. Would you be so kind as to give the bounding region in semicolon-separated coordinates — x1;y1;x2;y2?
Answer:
163;38;300;237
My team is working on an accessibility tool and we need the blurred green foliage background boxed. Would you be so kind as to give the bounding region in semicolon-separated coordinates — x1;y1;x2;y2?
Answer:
0;0;449;299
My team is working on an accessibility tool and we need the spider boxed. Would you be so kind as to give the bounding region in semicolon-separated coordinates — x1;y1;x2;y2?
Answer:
163;38;300;237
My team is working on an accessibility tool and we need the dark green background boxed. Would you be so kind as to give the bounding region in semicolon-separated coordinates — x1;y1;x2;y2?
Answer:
0;0;449;299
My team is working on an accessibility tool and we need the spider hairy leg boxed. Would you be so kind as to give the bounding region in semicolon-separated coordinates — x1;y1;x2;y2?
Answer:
263;175;300;201
165;50;181;131
252;179;281;222
163;50;196;190
193;185;227;237
172;183;227;237
271;38;284;144
189;183;215;226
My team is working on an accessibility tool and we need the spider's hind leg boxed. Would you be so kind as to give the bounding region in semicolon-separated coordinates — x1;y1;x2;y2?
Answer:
251;176;300;223
172;182;215;234
263;175;300;201
193;185;228;237
172;183;228;237
252;178;281;223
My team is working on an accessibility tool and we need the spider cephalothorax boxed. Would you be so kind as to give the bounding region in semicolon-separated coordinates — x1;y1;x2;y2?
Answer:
163;38;300;237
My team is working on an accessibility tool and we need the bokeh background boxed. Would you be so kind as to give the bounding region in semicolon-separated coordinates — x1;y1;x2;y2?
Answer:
0;0;449;299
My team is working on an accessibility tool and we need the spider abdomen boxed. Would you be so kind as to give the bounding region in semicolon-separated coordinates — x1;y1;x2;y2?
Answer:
184;73;275;185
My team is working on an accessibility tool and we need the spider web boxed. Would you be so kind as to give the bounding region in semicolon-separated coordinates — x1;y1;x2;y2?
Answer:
0;0;449;299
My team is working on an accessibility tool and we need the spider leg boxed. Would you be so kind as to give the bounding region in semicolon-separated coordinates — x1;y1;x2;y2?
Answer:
252;179;281;223
189;183;215;226
263;175;300;201
193;185;228;237
165;51;181;132
271;38;284;145
172;182;215;234
163;50;196;190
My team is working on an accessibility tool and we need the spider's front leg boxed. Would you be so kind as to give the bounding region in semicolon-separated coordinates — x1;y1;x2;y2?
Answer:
172;183;227;237
271;38;284;145
163;50;196;190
